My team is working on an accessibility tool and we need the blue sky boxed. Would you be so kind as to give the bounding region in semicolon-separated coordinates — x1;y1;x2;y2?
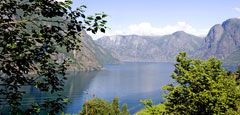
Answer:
71;0;240;39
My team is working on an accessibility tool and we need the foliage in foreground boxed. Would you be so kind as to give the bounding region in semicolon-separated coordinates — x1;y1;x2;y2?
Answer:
0;0;107;114
79;97;130;115
137;100;166;115
137;52;240;115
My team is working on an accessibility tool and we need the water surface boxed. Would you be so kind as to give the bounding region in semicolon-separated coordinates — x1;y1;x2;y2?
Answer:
2;62;174;114
64;62;174;114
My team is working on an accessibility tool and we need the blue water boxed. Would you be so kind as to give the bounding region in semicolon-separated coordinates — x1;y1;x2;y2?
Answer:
64;62;174;114
1;62;174;114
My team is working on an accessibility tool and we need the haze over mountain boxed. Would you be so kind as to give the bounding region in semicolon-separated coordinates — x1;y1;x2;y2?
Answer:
96;31;203;62
96;18;240;64
194;18;240;65
61;18;240;71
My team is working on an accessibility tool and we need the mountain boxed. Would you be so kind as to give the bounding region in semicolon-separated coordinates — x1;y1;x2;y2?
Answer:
15;6;118;71
80;31;119;65
58;31;118;71
224;49;240;66
96;31;203;62
194;18;240;64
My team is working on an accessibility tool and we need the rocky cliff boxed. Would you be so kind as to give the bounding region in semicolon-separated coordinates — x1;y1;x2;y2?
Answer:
194;18;240;65
96;31;203;62
59;31;118;71
96;18;240;65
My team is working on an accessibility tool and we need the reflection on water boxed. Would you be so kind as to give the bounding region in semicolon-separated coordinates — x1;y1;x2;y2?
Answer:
65;62;174;114
0;71;98;114
1;62;175;114
63;71;98;113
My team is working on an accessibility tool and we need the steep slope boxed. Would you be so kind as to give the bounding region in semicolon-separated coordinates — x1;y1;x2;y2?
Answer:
224;49;240;66
81;32;119;65
96;31;203;62
156;31;203;61
16;5;117;71
59;31;118;71
96;35;157;62
194;18;240;61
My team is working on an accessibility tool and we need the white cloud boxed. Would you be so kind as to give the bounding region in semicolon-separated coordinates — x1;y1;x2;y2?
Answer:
234;7;240;12
88;31;111;40
89;22;209;40
128;22;209;36
87;28;126;40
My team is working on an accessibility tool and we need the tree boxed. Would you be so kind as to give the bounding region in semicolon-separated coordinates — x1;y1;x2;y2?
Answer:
120;104;130;115
80;97;130;115
162;52;240;114
112;97;120;114
0;0;107;114
80;98;115;115
136;103;166;115
136;52;240;114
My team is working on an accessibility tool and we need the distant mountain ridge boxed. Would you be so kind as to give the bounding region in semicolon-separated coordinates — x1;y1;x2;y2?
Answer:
96;31;203;62
96;18;240;65
62;18;240;70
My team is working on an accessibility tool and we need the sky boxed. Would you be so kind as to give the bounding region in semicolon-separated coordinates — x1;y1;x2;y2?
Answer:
69;0;240;39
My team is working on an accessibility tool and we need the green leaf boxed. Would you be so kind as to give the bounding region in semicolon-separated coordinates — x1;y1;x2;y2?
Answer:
81;14;85;18
102;14;107;18
87;16;94;20
96;16;101;20
35;38;43;43
100;28;105;33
